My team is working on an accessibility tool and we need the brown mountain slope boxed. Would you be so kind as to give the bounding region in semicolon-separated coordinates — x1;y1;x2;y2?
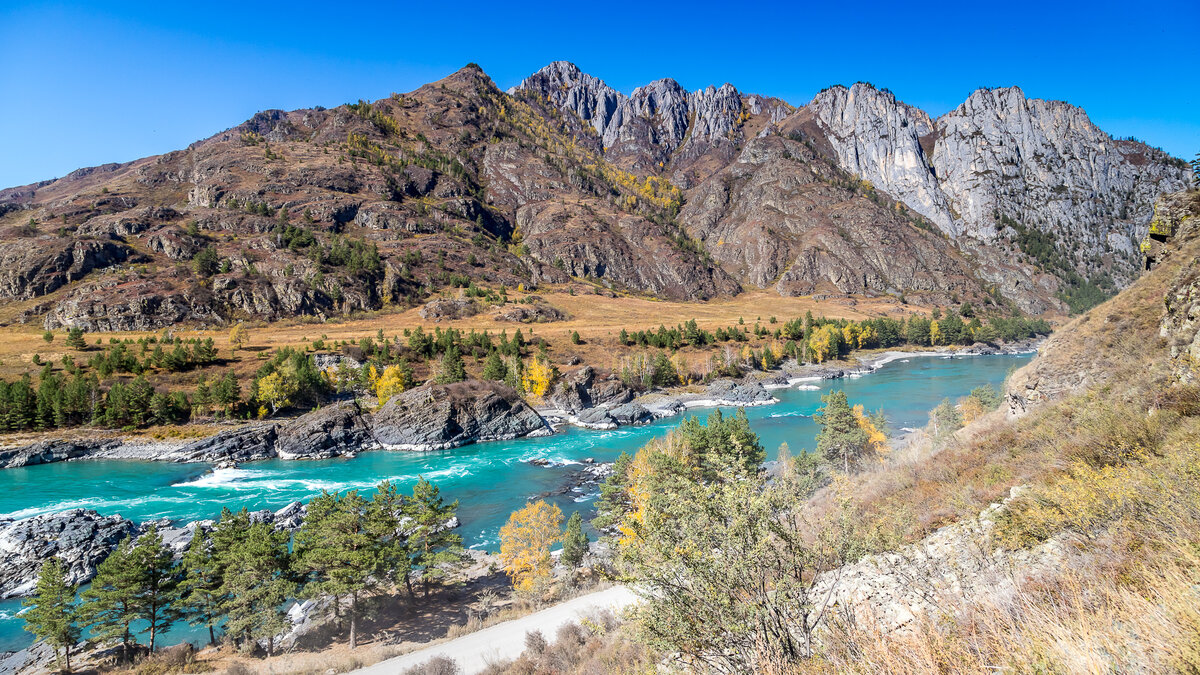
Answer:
0;65;739;330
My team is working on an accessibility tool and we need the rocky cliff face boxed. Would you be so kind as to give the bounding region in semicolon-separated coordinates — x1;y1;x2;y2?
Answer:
1156;190;1200;383
1;62;1186;328
513;61;790;187
371;379;551;450
802;83;1189;286
523;65;1187;310
678;135;997;305
1006;188;1200;415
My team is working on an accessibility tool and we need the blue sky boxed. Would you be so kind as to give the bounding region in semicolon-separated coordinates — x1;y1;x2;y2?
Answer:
1;0;1196;189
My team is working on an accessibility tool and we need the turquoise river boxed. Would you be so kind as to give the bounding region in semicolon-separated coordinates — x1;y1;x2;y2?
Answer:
0;352;1031;651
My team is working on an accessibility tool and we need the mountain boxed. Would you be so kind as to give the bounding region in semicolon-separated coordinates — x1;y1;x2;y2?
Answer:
0;62;1187;331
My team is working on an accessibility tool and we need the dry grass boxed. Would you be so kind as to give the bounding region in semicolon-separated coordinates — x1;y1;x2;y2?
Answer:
473;610;657;675
0;287;906;381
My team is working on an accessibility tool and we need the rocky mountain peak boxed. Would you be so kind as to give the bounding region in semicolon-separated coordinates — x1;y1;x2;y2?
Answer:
510;61;624;139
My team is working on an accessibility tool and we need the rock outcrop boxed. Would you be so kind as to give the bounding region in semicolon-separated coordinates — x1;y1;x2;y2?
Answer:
547;366;635;413
702;379;776;406
811;488;1063;632
371;379;551;450
0;439;120;469
800;83;1189;286
274;401;374;459
0;509;134;598
679;135;997;306
1156;190;1200;382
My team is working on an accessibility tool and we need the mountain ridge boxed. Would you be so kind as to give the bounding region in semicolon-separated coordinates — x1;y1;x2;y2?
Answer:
0;62;1187;331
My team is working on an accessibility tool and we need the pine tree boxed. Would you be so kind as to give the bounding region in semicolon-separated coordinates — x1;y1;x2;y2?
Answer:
481;351;506;381
813;390;869;473
220;520;295;655
366;480;411;593
178;528;223;647
436;345;466;384
592;451;633;536
65;327;87;351
130;525;181;651
402;478;466;596
22;559;80;672
82;537;142;662
293;490;377;648
561;512;589;569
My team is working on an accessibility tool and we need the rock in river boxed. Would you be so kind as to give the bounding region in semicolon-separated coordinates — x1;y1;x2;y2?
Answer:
371;380;552;450
0;509;134;598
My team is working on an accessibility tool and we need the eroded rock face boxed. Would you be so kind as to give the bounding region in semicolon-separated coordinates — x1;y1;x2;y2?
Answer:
704;379;775;405
811;488;1064;633
0;509;134;598
0;439;119;469
371;380;551;450
0;239;132;300
512;62;790;185
420;298;481;321
679;136;993;305
275;401;375;460
493;303;567;323
804;83;1189;285
1157;191;1200;382
518;199;740;301
547;366;635;413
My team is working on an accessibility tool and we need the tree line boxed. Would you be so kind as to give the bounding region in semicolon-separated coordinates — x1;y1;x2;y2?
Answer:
23;478;464;671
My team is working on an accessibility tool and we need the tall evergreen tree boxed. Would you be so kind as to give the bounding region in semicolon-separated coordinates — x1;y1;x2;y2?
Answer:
129;525;181;651
82;537;142;662
436;345;466;384
22;559;80;672
293;490;377;649
366;480;411;594
219;520;295;656
402;478;466;596
561;512;589;570
481;350;506;381
813;390;869;473
178;528;223;647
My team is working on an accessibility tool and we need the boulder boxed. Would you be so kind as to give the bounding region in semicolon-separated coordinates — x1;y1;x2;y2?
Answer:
704;379;775;405
0;509;134;598
547;366;634;413
608;402;653;425
167;424;279;465
420;298;481;321
275;401;374;459
493;303;568;323
371;380;551;450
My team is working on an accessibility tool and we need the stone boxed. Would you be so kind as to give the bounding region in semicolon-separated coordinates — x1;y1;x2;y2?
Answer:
0;509;134;598
371;380;552;450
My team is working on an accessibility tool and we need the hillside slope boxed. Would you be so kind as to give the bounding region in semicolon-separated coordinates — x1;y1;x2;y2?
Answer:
0;63;1187;333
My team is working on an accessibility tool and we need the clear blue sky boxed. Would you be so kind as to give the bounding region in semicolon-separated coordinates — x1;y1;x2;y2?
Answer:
1;0;1196;189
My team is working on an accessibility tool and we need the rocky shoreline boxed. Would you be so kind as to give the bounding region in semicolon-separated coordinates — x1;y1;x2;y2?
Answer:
0;340;1039;473
538;339;1041;432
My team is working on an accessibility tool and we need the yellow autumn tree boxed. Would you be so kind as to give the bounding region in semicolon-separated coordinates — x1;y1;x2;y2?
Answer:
810;324;843;363
374;365;408;403
229;323;248;355
857;324;877;349
498;500;563;595
842;324;860;349
522;356;557;399
618;434;694;548
852;404;888;462
930;320;944;346
959;396;985;424
257;371;296;414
